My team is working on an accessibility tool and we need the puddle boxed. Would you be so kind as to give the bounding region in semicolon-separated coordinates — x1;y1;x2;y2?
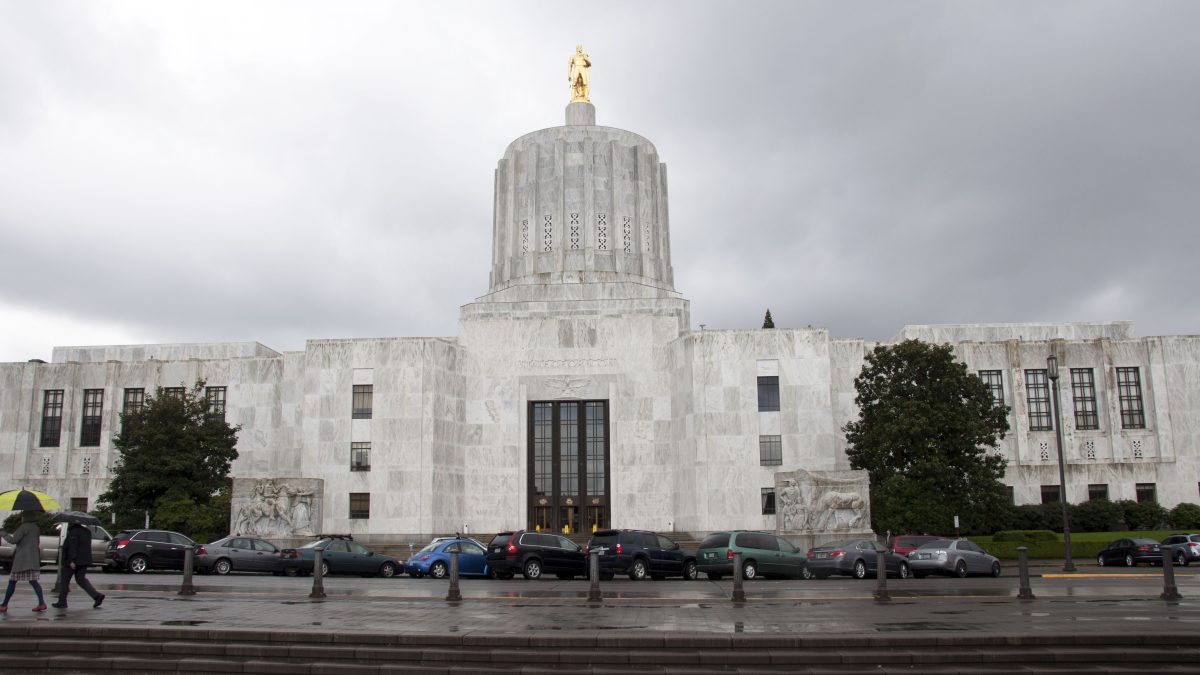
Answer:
876;622;978;632
161;620;209;626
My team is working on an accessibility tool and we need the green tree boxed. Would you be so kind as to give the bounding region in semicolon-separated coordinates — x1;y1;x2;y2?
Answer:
1170;502;1200;530
844;339;1010;534
762;309;775;329
99;381;239;536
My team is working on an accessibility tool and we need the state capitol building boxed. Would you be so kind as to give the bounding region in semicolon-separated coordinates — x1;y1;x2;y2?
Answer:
2;63;1197;544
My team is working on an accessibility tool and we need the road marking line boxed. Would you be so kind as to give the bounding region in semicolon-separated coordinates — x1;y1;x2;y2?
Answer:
1042;573;1168;578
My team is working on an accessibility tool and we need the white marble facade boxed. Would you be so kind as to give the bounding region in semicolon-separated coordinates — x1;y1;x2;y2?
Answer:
2;104;1199;543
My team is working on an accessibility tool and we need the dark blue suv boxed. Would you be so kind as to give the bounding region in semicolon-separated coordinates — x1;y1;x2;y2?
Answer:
586;529;698;580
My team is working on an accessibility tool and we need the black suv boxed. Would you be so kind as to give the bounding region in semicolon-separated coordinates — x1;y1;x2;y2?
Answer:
587;529;698;580
485;530;587;580
105;529;196;574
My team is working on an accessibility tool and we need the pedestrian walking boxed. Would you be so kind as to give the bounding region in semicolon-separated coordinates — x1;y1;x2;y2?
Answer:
0;510;48;612
52;522;104;609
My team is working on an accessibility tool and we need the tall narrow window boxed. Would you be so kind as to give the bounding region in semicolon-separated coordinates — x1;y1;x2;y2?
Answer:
560;404;579;495
352;385;373;419
585;402;607;496
1070;368;1098;430
80;389;103;447
759;435;782;466
761;488;776;515
1025;369;1052;431
349;493;370;519
120;388;144;436
205;386;227;421
1135;482;1157;503
1088;484;1109;501
1040;484;1061;504
757;376;780;412
1117;367;1145;429
39;389;64;447
978;370;1005;408
532;403;553;498
350;442;371;471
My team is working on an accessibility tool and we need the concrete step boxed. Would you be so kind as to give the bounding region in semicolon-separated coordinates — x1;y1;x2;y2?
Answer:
3;626;1200;673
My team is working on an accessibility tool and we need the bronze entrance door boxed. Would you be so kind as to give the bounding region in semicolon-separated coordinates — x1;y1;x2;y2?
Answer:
528;400;610;535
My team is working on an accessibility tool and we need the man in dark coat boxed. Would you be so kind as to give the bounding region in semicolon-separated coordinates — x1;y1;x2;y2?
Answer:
52;523;104;609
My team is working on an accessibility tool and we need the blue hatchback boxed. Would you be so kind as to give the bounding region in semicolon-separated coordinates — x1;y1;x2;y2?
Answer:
404;537;492;578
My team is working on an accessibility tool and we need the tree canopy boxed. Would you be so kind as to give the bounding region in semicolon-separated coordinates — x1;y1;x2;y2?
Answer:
99;381;240;527
843;339;1010;534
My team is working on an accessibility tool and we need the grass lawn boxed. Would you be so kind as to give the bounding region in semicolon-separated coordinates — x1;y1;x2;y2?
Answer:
969;530;1177;560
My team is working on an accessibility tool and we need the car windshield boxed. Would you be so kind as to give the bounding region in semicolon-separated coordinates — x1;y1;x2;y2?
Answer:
916;539;953;549
817;540;853;549
417;543;439;554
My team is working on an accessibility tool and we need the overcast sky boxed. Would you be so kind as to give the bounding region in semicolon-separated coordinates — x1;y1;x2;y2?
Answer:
2;1;1197;362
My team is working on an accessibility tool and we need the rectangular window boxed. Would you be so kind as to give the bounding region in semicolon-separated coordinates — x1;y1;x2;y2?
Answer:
1117;367;1146;429
80;389;103;447
585;401;607;495
162;387;185;399
349;492;370;519
761;488;776;515
757;376;780;412
70;497;88;513
350;442;371;471
1070;368;1099;430
352;385;373;419
205;386;227;421
121;388;144;436
1135;482;1157;504
1088;484;1109;501
1005;485;1015;505
39;389;64;447
759;435;782;466
1025;369;1052;431
978;370;1005;408
1040;484;1061;504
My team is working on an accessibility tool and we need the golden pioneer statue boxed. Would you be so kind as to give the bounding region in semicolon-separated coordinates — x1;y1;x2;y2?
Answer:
568;45;591;103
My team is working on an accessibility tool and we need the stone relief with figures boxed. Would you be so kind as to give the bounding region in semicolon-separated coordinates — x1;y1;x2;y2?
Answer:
775;469;871;535
231;478;323;537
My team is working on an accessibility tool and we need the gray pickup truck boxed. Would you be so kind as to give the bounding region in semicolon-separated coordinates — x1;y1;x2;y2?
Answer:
0;523;112;572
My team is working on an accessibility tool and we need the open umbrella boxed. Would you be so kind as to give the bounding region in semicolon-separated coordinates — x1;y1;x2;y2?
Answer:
51;510;101;526
0;488;61;511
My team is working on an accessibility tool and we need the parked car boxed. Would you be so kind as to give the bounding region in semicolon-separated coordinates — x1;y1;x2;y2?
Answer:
888;535;941;557
105;529;196;574
405;537;491;578
280;534;400;578
805;538;911;579
1160;534;1200;566
485;530;587;580
195;536;286;575
695;531;807;580
0;523;112;572
1097;537;1163;567
586;529;698;580
906;538;1001;578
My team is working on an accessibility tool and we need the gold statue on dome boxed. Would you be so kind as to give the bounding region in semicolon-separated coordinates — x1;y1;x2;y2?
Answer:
568;45;591;103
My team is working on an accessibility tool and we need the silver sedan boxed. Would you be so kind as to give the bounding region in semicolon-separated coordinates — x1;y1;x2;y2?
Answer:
195;536;286;575
906;538;1001;578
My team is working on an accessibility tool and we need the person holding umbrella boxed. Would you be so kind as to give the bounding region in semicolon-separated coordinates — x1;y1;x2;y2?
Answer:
53;516;104;609
0;510;48;612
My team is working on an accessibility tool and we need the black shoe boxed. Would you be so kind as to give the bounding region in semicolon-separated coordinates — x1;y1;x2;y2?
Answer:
93;594;105;608
51;602;67;609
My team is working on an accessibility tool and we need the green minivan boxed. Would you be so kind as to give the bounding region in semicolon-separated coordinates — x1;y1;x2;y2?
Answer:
696;530;808;580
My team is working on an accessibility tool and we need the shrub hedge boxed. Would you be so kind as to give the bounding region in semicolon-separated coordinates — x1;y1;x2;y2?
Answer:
992;530;1057;543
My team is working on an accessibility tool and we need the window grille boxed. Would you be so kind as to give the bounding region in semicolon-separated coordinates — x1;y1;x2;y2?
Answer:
978;370;1004;408
1039;441;1050;462
759;435;782;466
71;497;88;512
596;214;607;250
352;385;373;419
1069;368;1099;430
543;214;553;252
39;389;64;447
1040;484;1061;504
80;389;103;447
1117;367;1145;429
1087;484;1109;501
349;493;370;519
351;442;371;471
1135;482;1157;503
206;386;227;421
1025;369;1052;431
757;376;780;412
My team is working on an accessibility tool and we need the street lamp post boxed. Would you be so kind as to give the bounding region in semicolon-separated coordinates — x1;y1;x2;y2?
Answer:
1046;354;1076;572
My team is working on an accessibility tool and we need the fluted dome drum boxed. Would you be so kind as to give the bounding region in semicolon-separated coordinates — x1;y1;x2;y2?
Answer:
484;102;676;302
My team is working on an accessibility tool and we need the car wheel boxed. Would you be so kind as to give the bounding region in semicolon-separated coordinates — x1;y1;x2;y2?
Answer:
1177;551;1188;567
523;558;542;580
899;562;911;580
742;560;757;580
487;568;498;579
214;558;232;575
379;562;396;578
990;562;1001;578
628;558;648;581
320;560;330;577
1097;555;1105;567
129;554;149;574
853;560;868;579
683;560;698;581
801;566;815;580
430;561;448;579
954;560;968;578
1125;554;1135;567
706;572;723;581
284;566;300;577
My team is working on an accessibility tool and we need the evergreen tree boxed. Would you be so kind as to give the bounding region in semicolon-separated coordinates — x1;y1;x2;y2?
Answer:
762;309;775;329
843;340;1010;534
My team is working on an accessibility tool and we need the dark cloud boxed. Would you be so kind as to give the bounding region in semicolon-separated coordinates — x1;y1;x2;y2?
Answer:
1;1;1197;362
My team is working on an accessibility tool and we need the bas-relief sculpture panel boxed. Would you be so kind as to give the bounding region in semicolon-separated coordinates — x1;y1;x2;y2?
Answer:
232;478;323;537
775;469;871;547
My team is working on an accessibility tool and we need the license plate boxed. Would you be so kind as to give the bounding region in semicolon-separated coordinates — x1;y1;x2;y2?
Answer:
492;547;500;553
814;552;828;559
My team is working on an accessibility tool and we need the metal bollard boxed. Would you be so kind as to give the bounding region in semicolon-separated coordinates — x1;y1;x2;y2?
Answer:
731;551;746;603
1161;545;1182;602
178;547;196;596
874;549;891;602
446;549;462;602
587;550;602;603
1017;546;1035;601
309;548;326;599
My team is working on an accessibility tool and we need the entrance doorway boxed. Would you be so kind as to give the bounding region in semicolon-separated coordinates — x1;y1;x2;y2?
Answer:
528;400;610;534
